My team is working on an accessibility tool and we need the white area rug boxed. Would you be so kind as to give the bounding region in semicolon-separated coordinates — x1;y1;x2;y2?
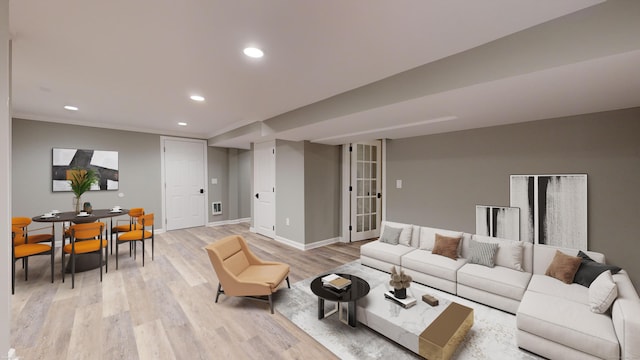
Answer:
276;261;542;360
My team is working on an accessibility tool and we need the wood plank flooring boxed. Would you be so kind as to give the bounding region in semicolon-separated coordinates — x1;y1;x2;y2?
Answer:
10;223;371;360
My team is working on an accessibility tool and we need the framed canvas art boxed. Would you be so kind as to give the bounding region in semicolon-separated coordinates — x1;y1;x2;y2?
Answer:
475;205;520;241
52;148;119;192
510;174;587;249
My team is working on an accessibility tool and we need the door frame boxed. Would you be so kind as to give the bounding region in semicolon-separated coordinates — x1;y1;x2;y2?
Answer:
341;139;386;242
252;140;276;238
160;136;208;231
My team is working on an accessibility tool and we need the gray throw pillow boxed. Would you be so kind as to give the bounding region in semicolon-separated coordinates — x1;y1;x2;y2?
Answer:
469;239;499;267
574;250;622;287
380;226;402;245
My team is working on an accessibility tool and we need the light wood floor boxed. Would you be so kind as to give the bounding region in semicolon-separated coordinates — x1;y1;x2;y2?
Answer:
11;223;370;360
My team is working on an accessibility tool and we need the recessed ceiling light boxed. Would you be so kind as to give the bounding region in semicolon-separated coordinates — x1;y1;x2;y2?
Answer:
243;47;264;58
64;105;79;111
190;95;205;102
178;122;188;126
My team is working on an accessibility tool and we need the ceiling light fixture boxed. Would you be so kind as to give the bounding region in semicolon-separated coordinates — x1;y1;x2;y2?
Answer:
64;105;79;111
243;47;264;58
190;95;205;102
178;122;188;126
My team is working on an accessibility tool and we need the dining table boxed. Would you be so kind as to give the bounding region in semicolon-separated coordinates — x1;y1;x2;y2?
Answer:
32;208;129;273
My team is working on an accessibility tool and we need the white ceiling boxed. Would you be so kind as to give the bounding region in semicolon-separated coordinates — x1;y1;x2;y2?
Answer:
12;0;636;149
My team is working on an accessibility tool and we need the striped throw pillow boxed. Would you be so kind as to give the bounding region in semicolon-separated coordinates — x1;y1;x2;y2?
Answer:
469;239;500;267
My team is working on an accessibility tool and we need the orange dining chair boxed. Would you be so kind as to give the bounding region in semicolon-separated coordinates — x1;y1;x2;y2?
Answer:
12;217;54;245
115;213;154;269
62;222;108;289
11;226;55;294
111;207;144;254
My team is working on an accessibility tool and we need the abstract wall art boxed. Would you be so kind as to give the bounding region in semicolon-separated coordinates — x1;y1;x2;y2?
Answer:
52;148;119;192
510;174;587;249
475;205;520;241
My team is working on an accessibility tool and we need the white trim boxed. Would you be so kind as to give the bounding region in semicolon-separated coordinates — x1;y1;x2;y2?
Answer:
274;235;341;251
381;138;387;222
341;143;351;243
207;218;251;227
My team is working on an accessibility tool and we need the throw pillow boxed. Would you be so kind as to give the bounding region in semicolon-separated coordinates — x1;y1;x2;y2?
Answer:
419;227;463;251
398;226;413;247
431;234;461;260
574;250;622;287
472;234;525;271
379;226;402;245
589;270;618;314
468;239;500;267
545;250;582;284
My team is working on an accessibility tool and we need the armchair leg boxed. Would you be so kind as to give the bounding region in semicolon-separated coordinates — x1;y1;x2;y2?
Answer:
286;276;290;288
269;294;274;314
215;283;223;303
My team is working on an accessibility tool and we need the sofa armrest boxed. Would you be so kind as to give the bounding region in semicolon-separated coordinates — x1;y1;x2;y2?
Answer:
612;298;640;360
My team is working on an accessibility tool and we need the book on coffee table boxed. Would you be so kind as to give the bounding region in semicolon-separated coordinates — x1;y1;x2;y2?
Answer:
384;291;417;309
321;274;352;290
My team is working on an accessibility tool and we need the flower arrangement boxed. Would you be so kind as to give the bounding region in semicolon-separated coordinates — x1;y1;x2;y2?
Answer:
389;266;412;299
69;168;99;213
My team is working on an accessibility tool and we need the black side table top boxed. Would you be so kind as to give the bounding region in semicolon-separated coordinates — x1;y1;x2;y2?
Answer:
310;273;370;302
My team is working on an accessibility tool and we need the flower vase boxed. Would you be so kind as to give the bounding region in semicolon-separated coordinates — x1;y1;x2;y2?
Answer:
73;196;82;214
393;287;407;299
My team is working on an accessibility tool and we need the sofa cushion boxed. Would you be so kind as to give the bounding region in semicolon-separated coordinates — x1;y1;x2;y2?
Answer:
401;249;467;282
458;263;531;301
533;244;605;275
545;250;582;284
380;226;402;245
589;270;618;314
431;234;461;260
517;290;619;360
468;239;499;267
382;221;420;247
471;234;525;271
360;240;415;267
419;227;463;251
574;250;622;287
527;274;589;305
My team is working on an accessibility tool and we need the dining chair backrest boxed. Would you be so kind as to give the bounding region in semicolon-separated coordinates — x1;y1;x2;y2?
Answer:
129;208;144;218
138;213;154;227
70;222;105;240
12;217;32;229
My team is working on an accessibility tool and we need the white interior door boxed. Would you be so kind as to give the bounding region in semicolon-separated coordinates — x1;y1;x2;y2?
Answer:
163;138;207;230
253;140;275;238
350;141;382;241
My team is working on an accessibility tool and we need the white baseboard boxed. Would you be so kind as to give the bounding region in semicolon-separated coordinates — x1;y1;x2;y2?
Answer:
274;235;341;251
207;217;250;227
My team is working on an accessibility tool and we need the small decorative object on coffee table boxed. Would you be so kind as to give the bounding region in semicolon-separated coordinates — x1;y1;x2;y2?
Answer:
422;294;439;306
389;266;412;299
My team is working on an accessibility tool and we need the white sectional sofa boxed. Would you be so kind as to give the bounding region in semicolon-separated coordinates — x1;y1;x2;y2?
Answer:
360;220;640;360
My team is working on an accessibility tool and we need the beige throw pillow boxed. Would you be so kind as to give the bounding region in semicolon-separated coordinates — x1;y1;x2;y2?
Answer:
545;250;582;284
431;234;461;260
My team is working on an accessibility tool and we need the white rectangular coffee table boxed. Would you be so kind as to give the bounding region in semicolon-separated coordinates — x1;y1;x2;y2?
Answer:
357;282;473;360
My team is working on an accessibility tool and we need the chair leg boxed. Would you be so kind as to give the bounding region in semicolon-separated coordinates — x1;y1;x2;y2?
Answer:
215;283;223;303
286;276;290;288
50;250;54;284
12;259;16;295
71;253;76;289
269;294;274;314
99;248;103;282
141;240;145;266
24;257;29;281
62;252;66;283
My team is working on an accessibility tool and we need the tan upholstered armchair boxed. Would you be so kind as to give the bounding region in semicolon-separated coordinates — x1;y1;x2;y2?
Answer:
205;235;290;313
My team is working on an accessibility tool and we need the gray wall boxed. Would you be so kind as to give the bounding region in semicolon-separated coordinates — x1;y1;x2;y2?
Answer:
304;142;341;243
237;149;251;218
386;107;640;288
207;146;229;222
12;119;163;223
275;140;305;243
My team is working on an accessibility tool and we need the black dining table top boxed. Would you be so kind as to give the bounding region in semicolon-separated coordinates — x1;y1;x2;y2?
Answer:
32;209;129;224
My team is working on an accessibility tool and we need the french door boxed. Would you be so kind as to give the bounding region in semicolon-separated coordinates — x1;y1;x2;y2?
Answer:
349;141;382;242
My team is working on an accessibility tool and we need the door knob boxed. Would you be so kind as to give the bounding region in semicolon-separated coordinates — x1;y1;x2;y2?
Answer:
255;193;259;199
200;189;204;194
